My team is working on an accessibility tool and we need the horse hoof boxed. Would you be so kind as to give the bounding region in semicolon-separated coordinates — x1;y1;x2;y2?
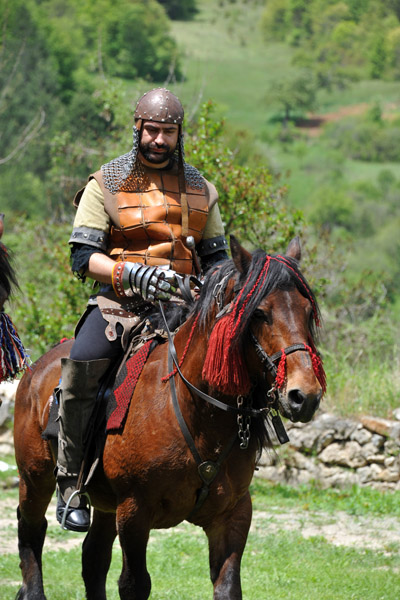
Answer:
56;496;90;532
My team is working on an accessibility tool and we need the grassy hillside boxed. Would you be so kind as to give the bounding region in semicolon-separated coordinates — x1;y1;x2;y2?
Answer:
171;1;295;130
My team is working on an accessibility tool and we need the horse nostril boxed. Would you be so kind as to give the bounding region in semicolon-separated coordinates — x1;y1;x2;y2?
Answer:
288;389;307;407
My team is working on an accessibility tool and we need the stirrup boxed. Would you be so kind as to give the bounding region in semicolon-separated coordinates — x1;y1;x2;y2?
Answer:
60;489;92;531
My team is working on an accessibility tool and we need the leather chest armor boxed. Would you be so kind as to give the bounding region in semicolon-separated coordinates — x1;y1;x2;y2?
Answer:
92;165;209;275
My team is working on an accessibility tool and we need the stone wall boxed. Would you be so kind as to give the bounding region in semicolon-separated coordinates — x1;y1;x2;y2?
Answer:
258;411;400;491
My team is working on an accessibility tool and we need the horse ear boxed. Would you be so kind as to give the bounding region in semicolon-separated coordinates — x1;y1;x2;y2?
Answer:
285;236;301;261
230;235;252;274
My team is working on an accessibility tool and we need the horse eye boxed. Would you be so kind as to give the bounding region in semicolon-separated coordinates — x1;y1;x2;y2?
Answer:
253;309;271;324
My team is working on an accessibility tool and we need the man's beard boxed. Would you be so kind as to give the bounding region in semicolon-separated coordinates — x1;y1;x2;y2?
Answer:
139;141;176;164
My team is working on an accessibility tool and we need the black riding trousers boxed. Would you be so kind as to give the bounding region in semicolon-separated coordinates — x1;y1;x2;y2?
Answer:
69;306;123;362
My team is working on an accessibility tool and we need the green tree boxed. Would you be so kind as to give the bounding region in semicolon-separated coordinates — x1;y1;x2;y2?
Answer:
262;0;400;83
157;0;198;20
68;0;181;81
369;33;387;78
261;0;290;41
0;0;62;213
269;70;318;123
102;1;180;80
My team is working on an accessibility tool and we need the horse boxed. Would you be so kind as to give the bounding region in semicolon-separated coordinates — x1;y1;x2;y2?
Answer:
0;213;15;312
0;213;29;383
14;236;325;600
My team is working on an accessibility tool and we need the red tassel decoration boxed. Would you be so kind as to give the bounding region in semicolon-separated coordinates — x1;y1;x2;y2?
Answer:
202;314;251;396
275;350;287;389
304;341;327;394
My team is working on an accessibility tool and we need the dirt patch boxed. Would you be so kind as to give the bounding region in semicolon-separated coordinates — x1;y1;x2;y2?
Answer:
296;102;400;136
252;507;400;554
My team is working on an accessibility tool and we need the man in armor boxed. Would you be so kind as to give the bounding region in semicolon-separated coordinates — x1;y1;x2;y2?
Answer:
56;88;228;531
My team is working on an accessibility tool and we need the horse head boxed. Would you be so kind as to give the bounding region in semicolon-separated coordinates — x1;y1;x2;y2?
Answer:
198;236;325;426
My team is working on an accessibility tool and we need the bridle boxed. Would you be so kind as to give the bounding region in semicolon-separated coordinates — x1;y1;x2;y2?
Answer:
158;293;314;519
159;296;315;419
250;332;311;392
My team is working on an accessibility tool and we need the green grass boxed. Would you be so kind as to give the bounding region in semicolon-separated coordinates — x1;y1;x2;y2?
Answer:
322;353;400;420
2;480;400;599
251;479;400;517
2;529;398;599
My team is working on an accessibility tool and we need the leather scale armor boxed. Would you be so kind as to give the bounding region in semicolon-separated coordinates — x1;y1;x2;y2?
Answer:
91;164;209;275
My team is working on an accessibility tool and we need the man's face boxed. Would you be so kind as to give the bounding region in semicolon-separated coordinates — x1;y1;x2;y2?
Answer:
139;121;180;165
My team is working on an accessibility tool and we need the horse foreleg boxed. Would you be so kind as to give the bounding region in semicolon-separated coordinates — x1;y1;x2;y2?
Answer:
116;498;151;600
16;476;54;600
205;491;252;600
82;509;117;600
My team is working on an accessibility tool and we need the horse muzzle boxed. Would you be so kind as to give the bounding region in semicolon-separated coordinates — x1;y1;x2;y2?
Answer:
278;388;322;423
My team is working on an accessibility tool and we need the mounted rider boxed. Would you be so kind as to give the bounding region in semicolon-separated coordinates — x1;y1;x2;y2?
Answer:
56;88;228;532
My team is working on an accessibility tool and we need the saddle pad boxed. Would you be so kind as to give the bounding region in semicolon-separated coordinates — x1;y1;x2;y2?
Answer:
106;340;153;431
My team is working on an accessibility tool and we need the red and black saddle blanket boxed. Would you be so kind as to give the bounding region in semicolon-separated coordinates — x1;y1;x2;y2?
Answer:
105;339;153;431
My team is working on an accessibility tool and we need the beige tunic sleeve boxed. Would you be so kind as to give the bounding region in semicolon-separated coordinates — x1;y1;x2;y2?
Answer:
73;178;110;232
203;203;225;239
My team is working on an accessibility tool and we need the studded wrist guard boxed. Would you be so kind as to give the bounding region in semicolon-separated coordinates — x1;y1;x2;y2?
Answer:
113;262;178;301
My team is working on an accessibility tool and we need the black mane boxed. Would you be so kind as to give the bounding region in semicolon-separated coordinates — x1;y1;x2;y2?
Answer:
0;243;18;305
196;249;321;343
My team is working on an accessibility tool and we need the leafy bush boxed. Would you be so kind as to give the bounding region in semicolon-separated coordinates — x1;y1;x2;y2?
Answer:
185;101;305;252
322;117;400;162
5;218;91;359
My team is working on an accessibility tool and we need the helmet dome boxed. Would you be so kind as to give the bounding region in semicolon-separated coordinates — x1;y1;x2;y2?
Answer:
134;88;184;125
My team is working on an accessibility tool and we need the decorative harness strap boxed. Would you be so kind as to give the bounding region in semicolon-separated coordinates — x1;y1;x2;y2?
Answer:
250;332;309;378
158;300;301;519
167;348;237;520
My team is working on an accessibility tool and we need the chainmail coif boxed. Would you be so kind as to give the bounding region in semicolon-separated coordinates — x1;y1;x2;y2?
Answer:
101;127;205;194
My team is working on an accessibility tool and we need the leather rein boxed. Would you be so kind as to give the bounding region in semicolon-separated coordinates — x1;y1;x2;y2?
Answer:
159;300;310;419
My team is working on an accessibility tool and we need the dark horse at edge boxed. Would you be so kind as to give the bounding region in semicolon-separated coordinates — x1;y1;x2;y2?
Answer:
14;236;325;599
0;213;29;384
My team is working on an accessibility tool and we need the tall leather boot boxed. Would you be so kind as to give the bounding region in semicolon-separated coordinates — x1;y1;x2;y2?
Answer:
56;357;110;532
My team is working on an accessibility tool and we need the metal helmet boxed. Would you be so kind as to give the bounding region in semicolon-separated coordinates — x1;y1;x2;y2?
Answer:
101;88;204;194
134;88;184;125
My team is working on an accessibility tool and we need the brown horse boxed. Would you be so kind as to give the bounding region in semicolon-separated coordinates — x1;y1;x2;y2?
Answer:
14;236;325;600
